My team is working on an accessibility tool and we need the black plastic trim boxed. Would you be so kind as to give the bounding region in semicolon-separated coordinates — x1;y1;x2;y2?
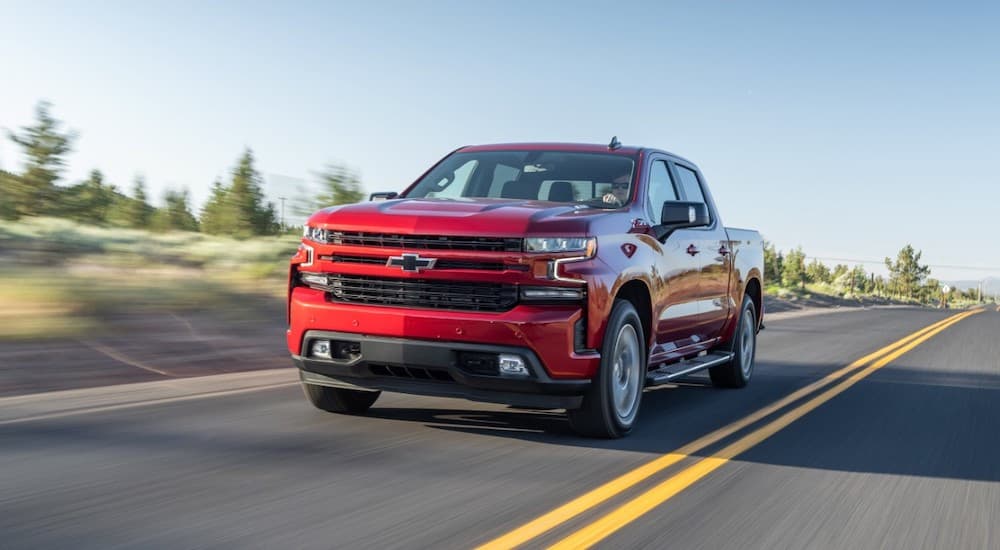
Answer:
294;331;591;407
299;369;583;409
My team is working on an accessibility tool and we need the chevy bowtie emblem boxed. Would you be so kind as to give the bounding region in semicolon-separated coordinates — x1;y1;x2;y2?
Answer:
386;253;437;272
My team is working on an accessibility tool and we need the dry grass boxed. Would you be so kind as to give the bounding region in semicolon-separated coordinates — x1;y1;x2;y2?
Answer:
0;218;297;340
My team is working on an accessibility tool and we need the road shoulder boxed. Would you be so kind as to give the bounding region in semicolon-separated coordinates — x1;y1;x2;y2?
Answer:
0;368;297;425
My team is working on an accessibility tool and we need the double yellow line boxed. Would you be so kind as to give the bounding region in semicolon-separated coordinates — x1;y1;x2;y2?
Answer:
478;308;982;550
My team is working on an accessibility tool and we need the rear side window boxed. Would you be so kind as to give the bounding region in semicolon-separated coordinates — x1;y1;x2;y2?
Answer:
674;165;706;204
646;160;679;224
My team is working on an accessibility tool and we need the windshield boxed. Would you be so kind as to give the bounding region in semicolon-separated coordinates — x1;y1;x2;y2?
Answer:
403;151;636;208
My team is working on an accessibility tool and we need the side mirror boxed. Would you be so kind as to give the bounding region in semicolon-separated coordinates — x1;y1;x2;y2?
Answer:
369;191;398;201
654;201;710;240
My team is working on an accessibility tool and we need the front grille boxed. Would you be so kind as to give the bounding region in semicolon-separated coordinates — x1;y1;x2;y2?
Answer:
327;232;522;252
325;274;517;312
326;255;508;271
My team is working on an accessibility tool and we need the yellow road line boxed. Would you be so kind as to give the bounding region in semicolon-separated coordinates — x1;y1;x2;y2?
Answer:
548;309;981;549
476;310;971;550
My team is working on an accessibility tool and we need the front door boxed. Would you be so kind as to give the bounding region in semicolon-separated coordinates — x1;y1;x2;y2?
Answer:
673;162;732;342
645;159;703;354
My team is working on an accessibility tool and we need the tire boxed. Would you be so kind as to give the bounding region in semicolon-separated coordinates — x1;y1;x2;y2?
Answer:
709;295;758;388
568;300;645;438
303;383;380;414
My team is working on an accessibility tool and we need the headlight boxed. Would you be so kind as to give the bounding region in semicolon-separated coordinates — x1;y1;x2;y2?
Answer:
299;272;329;287
303;224;329;244
524;237;596;257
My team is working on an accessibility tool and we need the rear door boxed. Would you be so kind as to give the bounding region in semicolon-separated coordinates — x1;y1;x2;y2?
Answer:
671;161;733;343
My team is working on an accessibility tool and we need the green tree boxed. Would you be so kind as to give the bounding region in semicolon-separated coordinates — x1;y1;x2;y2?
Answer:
124;175;154;228
6;101;76;216
62;169;117;224
920;278;943;305
851;266;872;294
872;274;887;297
293;163;367;221
960;287;981;302
805;259;831;284
199;178;229;235
763;240;782;284
0;169;18;220
831;264;849;283
219;149;277;238
315;163;365;206
151;188;199;232
781;247;807;289
884;244;930;299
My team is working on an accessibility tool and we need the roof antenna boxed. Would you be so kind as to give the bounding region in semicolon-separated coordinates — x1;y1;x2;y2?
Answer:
608;135;621;150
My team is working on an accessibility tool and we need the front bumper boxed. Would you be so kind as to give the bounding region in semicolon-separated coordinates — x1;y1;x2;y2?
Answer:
287;286;601;379
294;330;590;409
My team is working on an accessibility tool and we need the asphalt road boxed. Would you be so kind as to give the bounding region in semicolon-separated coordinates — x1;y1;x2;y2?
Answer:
1;307;997;549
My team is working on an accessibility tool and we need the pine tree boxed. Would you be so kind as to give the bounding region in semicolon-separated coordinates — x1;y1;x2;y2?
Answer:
762;240;782;284
316;164;366;206
199;178;229;235
805;259;831;284
850;265;870;294
0;169;18;220
223;149;277;238
781;247;807;289
294;163;367;219
884;245;930;299
124;175;154;228
152;188;199;232
6;101;76;216
62;169;117;224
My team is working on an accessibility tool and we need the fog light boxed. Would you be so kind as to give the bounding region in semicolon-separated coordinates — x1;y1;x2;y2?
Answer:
311;339;332;359
498;354;529;376
520;286;585;300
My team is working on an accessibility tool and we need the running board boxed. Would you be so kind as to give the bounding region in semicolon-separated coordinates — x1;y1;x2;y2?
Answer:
645;352;734;386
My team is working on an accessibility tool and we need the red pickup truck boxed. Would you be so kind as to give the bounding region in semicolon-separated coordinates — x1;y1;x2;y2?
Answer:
288;140;763;438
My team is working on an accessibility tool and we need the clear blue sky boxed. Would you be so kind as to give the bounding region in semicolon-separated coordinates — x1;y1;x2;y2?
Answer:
2;1;998;281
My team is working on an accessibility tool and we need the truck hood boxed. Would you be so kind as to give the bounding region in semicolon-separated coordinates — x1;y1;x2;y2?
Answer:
306;198;611;236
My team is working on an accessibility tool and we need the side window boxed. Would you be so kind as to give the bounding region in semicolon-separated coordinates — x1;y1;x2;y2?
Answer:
425;160;478;198
674;165;706;204
646;160;679;224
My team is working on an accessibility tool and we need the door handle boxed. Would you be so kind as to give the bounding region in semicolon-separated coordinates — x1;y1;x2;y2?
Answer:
718;246;730;256
686;244;700;256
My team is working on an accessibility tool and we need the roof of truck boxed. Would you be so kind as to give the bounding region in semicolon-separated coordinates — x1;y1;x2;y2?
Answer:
456;142;695;166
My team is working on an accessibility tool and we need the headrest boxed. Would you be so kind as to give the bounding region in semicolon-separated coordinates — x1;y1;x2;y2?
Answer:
501;180;537;200
548;181;575;202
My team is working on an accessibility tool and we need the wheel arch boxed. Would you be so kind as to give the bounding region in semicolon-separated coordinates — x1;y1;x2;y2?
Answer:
615;278;653;350
744;274;763;329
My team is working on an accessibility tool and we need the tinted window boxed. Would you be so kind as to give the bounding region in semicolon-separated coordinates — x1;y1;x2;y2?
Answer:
646;160;679;223
674;165;706;204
